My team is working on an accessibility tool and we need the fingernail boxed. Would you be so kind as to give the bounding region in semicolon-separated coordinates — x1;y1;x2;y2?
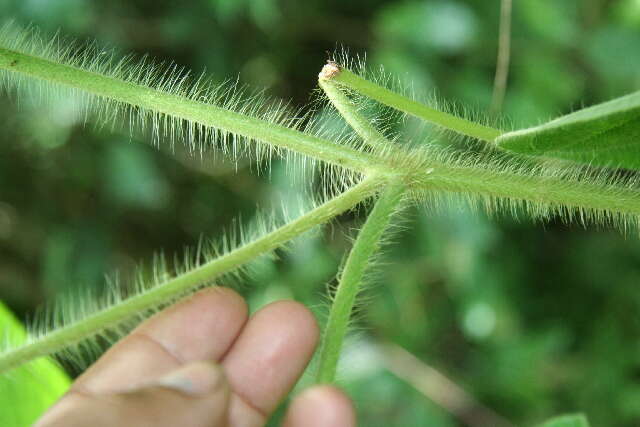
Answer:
155;362;225;396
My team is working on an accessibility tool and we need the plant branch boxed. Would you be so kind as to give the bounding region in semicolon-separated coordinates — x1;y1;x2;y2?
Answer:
316;183;404;384
315;65;639;223
0;47;375;173
319;64;388;150
412;158;640;220
3;47;640;223
0;174;385;374
490;0;513;115
325;64;503;142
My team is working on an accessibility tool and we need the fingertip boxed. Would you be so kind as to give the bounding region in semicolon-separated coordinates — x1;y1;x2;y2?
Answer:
222;299;321;418
262;300;320;345
284;386;356;427
179;286;249;325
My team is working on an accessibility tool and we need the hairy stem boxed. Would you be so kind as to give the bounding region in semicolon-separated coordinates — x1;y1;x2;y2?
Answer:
413;159;640;218
326;64;502;142
316;183;404;384
0;47;374;173
3;47;640;222
0;175;385;373
319;67;388;150
320;62;640;221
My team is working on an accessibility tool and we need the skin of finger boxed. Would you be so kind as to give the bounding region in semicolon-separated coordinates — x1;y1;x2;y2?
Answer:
221;300;319;424
35;366;230;427
74;287;248;392
283;386;356;427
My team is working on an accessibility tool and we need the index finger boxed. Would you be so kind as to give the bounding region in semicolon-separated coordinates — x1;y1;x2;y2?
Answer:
73;287;249;392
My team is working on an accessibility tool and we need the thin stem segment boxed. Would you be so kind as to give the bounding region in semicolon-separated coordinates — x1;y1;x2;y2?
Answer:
490;0;513;115
326;64;503;142
0;175;385;374
316;183;405;384
0;47;374;173
319;72;388;150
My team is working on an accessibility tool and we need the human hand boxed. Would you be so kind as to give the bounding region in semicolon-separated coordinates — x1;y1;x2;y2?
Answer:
35;287;356;427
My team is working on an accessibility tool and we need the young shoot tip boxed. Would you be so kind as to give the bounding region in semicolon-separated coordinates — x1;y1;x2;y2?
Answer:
319;61;341;81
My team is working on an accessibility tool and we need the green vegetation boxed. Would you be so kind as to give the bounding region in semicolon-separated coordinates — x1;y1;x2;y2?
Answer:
0;302;70;426
1;1;640;426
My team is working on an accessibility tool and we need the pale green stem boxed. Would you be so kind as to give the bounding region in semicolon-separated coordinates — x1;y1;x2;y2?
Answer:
0;48;375;173
327;65;503;142
413;159;640;217
0;175;385;374
316;183;405;384
4;49;640;220
319;78;388;150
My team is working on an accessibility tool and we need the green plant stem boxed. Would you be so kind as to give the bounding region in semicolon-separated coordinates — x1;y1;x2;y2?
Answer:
316;183;405;384
328;66;503;142
0;175;385;374
4;49;640;220
319;78;388;150
0;47;374;173
490;0;513;115
413;159;640;217
317;75;619;218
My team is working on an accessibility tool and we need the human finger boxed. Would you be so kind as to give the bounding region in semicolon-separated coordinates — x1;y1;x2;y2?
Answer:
283;385;357;427
36;362;230;427
74;287;248;392
221;300;320;426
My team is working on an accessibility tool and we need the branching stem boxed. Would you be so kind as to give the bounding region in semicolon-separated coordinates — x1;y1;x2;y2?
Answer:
3;50;640;218
2;25;640;383
326;65;503;142
0;174;385;373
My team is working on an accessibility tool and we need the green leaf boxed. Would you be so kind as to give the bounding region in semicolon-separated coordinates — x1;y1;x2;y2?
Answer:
0;301;70;427
538;413;590;427
496;91;640;170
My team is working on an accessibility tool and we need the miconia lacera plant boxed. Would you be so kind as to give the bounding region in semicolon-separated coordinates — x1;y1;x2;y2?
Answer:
0;21;639;419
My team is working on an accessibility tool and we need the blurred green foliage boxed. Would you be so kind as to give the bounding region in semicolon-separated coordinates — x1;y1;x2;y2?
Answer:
538;413;590;427
0;302;70;426
1;0;640;425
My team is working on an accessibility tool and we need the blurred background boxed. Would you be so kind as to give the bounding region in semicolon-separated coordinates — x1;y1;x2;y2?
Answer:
1;0;640;425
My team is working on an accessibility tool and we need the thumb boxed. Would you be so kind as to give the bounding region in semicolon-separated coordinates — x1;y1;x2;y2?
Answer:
36;362;230;427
